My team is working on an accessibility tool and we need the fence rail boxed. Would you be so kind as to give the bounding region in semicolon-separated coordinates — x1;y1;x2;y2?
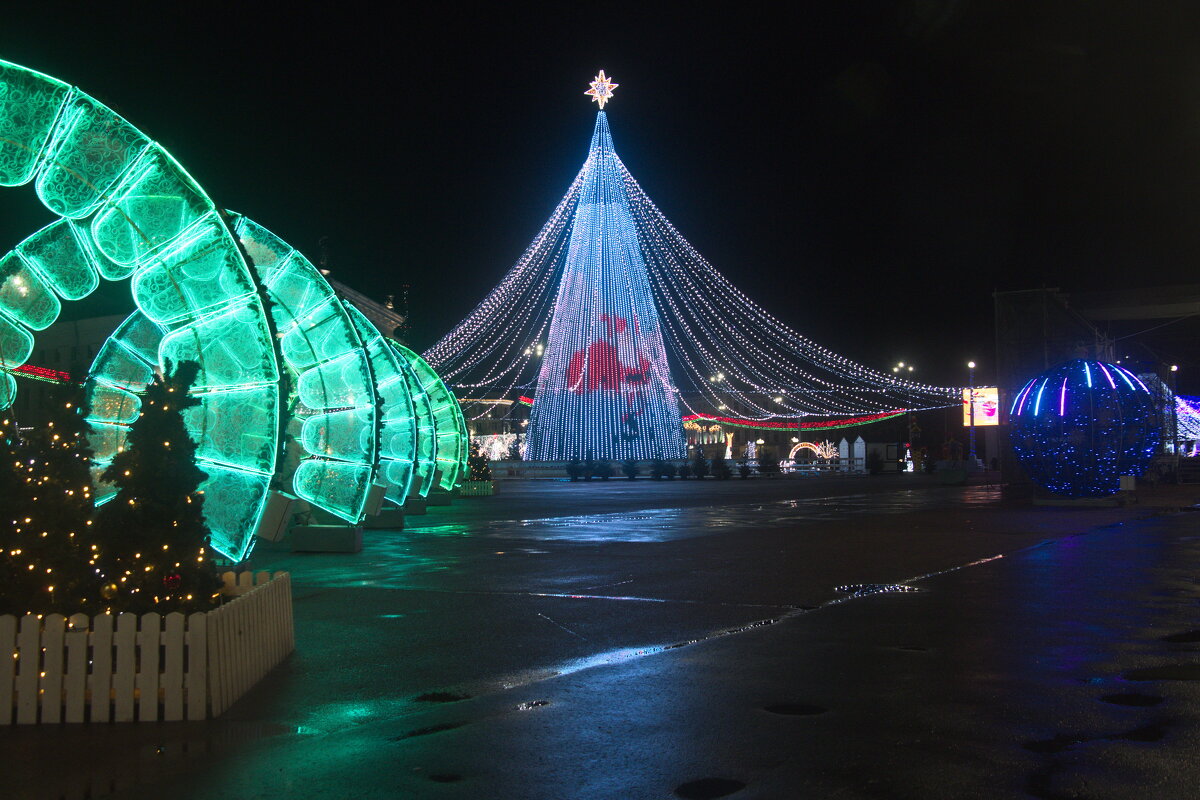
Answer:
0;571;292;724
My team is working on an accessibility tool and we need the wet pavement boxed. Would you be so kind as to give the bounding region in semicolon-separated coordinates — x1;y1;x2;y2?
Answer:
4;474;1200;798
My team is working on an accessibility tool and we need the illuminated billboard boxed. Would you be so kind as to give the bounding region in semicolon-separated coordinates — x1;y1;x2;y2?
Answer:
963;387;999;426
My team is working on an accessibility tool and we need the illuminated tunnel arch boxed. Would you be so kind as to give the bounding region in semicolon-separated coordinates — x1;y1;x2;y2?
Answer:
0;60;465;562
787;441;838;461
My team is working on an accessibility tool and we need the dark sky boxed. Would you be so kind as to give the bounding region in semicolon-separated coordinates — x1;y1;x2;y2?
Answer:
3;2;1200;388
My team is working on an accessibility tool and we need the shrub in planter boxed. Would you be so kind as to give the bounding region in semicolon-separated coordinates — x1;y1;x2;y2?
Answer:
691;450;710;479
738;459;752;479
758;452;781;476
866;450;883;475
567;458;583;481
622;459;639;480
678;463;693;480
649;457;665;479
711;458;732;480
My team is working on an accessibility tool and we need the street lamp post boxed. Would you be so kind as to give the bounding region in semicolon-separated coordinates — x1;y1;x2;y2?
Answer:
892;362;915;471
967;361;977;465
1171;364;1179;459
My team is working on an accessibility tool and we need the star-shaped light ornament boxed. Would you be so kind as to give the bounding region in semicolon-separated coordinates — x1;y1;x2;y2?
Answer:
585;70;619;109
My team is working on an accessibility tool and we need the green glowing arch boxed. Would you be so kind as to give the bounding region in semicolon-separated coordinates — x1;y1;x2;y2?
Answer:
0;60;465;562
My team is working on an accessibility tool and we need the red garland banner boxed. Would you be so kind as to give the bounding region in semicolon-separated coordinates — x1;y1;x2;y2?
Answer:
8;364;74;384
682;411;905;431
515;395;901;431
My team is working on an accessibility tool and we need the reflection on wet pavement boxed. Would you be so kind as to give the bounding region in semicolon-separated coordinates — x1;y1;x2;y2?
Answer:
417;486;1004;543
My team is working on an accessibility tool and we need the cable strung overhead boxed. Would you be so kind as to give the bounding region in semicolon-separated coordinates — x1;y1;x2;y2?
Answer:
425;75;959;448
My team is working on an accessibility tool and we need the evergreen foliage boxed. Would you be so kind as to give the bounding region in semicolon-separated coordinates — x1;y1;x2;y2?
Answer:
0;385;99;615
94;361;220;614
467;448;492;482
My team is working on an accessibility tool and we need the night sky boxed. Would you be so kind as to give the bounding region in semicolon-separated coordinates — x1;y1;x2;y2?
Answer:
2;3;1199;389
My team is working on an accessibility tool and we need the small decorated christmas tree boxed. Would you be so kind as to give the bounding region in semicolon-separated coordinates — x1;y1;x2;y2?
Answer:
467;447;492;482
14;382;100;614
0;411;32;615
94;360;221;614
0;384;101;615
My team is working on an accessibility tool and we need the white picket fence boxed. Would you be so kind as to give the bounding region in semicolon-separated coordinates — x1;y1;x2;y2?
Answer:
0;571;293;724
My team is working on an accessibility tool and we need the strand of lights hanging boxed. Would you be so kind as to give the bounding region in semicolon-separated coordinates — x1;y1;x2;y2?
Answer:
5;364;75;384
517;395;901;431
424;72;960;432
1176;395;1200;441
683;411;904;431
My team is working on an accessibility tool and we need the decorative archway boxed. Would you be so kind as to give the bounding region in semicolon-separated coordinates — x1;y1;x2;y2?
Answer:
0;60;464;562
788;441;838;461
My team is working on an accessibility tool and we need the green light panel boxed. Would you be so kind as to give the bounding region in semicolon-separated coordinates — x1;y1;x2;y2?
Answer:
388;340;438;498
393;343;468;491
0;60;464;556
0;59;283;563
16;220;100;301
344;303;418;506
0;251;60;330
232;215;378;523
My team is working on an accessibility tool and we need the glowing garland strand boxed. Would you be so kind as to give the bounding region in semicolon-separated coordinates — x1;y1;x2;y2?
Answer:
425;83;960;431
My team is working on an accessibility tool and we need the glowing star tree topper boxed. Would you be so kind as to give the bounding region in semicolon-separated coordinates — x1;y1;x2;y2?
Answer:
585;70;619;109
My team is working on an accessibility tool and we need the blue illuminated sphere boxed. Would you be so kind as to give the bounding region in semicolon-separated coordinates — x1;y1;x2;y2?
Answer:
1009;359;1161;498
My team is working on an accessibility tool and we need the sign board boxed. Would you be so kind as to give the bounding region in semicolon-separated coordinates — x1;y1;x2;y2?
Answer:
962;387;999;427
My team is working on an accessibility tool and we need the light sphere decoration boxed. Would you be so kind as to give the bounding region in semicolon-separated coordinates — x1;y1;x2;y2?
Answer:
1009;359;1161;497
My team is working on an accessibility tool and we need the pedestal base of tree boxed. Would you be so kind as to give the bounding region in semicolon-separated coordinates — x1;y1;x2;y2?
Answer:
362;509;406;530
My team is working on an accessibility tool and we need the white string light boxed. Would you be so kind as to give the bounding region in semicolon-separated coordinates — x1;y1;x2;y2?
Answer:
424;109;959;433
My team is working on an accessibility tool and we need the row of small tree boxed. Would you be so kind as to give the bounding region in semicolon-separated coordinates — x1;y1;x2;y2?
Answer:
565;451;748;481
0;361;219;616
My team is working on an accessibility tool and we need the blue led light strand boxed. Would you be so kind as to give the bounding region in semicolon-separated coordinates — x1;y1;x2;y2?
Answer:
1010;359;1161;498
1033;378;1049;416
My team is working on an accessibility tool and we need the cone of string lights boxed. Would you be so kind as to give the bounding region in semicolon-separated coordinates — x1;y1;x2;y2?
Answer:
1009;359;1161;498
93;360;221;614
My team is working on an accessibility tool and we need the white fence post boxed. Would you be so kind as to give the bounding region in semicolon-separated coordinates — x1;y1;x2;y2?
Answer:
41;614;65;723
15;615;39;724
186;612;207;721
162;613;185;721
138;613;160;721
64;613;89;723
0;615;14;725
90;614;114;723
113;613;137;722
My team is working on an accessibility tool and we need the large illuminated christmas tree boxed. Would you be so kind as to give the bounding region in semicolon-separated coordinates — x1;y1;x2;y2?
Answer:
527;97;684;460
426;73;960;457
